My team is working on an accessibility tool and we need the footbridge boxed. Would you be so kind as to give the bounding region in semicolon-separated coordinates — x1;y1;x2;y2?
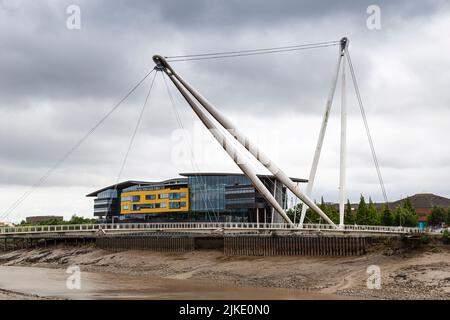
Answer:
0;222;420;238
1;38;418;243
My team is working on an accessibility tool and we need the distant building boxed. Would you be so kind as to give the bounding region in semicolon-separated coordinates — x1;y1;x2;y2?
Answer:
26;215;64;224
388;193;450;223
0;221;13;227
87;172;307;223
332;193;450;224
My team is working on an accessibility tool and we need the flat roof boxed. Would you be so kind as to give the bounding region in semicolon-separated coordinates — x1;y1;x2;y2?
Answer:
86;178;187;197
86;180;155;197
180;172;308;183
87;173;308;197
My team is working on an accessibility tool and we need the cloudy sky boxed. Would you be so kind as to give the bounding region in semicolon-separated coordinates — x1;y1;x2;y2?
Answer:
1;0;449;222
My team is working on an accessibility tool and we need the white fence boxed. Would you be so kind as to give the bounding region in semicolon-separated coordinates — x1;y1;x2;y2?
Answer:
0;222;420;236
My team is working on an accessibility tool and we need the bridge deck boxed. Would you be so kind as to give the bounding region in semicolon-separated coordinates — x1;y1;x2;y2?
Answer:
0;222;420;237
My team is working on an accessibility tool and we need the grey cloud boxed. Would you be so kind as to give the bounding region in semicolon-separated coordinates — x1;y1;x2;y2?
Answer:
1;0;450;220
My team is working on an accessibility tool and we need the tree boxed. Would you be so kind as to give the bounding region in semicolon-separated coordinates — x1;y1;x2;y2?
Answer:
367;198;380;225
404;210;418;227
69;215;97;225
286;205;297;222
403;198;415;214
304;207;319;223
393;206;405;226
428;206;448;227
344;199;356;225
443;230;450;244
356;195;368;225
395;198;418;227
318;197;339;224
381;204;393;226
394;206;418;227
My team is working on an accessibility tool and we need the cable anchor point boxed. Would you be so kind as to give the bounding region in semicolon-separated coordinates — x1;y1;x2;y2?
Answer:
340;37;349;56
153;55;173;75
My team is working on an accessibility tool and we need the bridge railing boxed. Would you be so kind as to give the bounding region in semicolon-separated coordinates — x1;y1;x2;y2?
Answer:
0;222;419;235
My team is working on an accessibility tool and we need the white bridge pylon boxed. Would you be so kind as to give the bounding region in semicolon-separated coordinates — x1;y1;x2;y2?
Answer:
153;52;338;229
299;37;349;228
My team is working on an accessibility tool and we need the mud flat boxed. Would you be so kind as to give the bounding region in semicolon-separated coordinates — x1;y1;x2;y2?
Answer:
0;288;51;300
0;244;449;300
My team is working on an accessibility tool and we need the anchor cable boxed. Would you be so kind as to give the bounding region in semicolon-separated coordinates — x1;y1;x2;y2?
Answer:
346;50;388;203
166;41;340;62
107;71;158;219
1;68;156;221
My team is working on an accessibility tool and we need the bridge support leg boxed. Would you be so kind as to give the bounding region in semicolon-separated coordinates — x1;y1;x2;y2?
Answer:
154;55;336;228
339;53;347;228
300;38;348;227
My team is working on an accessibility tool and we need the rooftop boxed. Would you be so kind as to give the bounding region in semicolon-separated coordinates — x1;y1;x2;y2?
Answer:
180;172;308;183
87;173;308;197
389;193;450;209
86;179;187;197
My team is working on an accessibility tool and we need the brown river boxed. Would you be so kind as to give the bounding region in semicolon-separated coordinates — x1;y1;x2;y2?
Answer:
0;266;346;300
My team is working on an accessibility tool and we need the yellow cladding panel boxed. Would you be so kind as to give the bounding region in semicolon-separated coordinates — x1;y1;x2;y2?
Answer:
120;188;189;215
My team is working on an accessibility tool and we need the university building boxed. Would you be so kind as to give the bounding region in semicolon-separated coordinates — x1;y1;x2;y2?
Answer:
87;173;307;223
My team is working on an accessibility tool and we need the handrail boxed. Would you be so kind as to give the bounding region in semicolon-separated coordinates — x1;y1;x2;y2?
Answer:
0;222;420;235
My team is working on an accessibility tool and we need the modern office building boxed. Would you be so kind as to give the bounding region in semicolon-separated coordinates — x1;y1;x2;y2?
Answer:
87;173;307;223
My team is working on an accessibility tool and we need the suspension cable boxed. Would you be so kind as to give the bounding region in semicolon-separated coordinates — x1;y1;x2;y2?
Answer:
107;71;158;218
1;68;156;221
345;50;388;203
166;41;340;62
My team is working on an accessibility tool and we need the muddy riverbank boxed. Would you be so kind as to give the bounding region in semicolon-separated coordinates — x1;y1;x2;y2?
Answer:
1;244;449;300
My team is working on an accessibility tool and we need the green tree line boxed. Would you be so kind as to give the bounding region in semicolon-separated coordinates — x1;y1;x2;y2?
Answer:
19;215;97;226
427;206;450;227
287;195;425;227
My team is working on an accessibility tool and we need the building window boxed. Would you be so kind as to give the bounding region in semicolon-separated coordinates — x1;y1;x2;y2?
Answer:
169;202;186;209
122;195;141;202
94;199;113;206
123;205;129;210
98;189;118;199
159;193;169;199
146;194;156;200
167;192;187;200
170;202;179;209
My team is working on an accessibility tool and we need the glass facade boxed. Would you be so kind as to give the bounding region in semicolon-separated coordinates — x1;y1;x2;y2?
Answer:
188;175;251;212
97;189;117;199
89;174;294;223
93;188;120;217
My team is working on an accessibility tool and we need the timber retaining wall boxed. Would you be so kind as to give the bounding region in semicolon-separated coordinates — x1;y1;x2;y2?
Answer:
224;235;369;256
95;235;195;252
1;234;371;256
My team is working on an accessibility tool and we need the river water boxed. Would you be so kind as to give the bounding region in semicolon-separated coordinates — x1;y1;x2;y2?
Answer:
0;266;346;300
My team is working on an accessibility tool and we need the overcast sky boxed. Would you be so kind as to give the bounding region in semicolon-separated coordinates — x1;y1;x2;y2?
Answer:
1;0;449;222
